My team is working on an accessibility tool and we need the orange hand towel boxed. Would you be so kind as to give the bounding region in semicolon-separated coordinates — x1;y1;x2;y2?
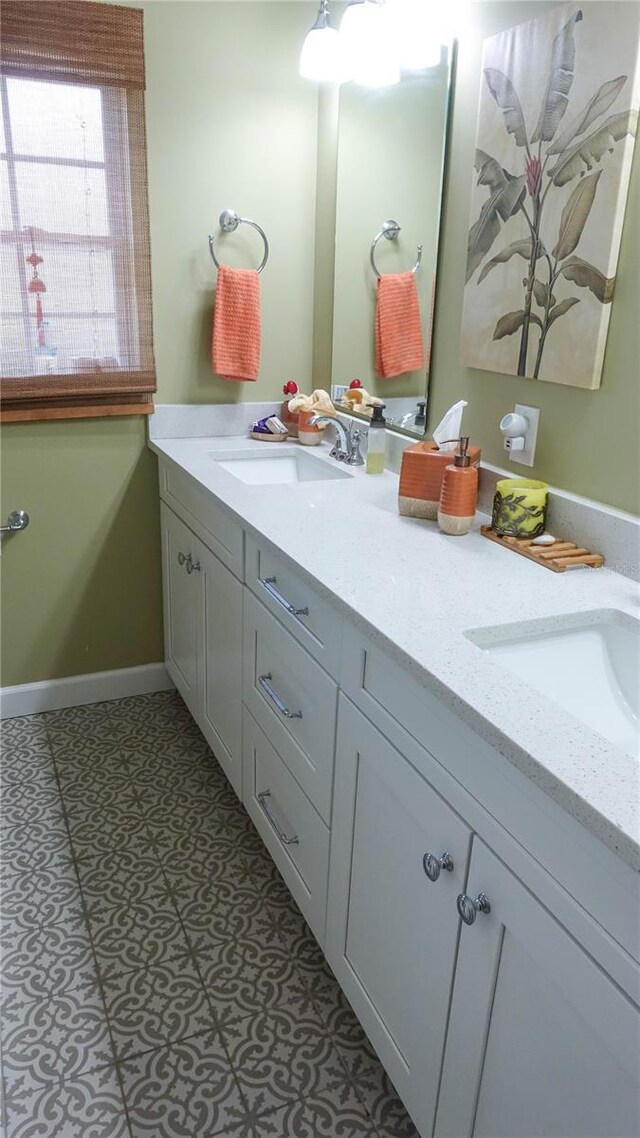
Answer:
212;265;261;381
374;271;425;378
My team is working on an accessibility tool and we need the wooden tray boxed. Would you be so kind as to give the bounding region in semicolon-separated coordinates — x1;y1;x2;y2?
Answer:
480;526;604;572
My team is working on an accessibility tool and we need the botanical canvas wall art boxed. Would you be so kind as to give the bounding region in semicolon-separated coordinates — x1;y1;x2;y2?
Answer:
460;2;639;389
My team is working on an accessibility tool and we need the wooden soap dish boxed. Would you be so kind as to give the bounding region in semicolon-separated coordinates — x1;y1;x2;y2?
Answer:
249;431;289;442
480;526;604;572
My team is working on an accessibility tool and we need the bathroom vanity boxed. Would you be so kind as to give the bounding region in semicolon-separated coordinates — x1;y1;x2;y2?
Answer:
151;431;640;1138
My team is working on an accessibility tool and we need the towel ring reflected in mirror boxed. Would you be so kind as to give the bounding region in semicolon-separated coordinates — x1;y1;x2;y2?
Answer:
370;219;423;279
208;209;270;274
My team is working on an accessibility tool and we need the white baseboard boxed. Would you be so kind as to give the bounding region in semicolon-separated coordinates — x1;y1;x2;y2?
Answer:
0;663;175;720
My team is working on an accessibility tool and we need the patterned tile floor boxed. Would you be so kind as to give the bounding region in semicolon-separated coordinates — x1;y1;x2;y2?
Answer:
1;691;419;1138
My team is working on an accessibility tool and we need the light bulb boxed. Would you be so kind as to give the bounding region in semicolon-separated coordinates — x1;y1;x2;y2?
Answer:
300;1;342;82
340;0;400;88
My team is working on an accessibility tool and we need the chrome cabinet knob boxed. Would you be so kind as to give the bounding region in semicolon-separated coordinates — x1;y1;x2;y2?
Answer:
1;509;29;535
457;892;491;925
423;851;454;882
177;551;200;574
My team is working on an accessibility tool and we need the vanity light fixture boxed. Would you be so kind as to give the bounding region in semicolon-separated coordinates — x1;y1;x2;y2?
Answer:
386;0;444;71
339;0;400;88
299;0;342;82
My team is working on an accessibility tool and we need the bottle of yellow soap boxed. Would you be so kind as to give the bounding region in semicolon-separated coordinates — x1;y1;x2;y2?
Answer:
366;403;386;474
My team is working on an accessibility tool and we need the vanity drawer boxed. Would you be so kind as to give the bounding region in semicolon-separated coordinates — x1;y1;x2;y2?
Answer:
340;627;444;758
243;590;337;823
243;708;330;947
245;535;342;676
159;459;244;579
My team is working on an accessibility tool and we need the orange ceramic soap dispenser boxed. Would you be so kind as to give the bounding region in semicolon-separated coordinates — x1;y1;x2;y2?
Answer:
437;436;478;536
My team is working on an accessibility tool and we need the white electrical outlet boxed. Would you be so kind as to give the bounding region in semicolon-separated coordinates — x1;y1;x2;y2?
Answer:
511;404;540;466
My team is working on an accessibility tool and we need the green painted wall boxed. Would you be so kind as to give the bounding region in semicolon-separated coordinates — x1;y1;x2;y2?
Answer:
143;1;319;404
2;1;638;689
1;2;318;688
0;419;163;686
426;1;640;514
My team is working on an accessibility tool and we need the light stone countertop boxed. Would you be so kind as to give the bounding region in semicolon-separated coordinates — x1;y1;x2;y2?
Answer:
149;434;640;871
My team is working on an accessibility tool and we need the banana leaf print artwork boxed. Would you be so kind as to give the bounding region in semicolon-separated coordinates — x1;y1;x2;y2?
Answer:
460;3;639;388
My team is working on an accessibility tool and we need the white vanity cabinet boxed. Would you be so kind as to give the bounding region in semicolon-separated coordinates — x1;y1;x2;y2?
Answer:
154;451;640;1138
327;695;472;1138
436;837;640;1138
330;627;640;1138
159;494;243;797
328;694;640;1138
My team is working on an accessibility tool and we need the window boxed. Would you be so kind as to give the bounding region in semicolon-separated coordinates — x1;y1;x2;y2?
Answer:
0;1;155;420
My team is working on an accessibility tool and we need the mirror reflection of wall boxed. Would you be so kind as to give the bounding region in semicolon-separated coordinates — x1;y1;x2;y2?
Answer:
331;49;454;436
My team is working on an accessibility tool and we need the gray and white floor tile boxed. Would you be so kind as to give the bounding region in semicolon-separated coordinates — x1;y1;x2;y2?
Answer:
1;691;418;1137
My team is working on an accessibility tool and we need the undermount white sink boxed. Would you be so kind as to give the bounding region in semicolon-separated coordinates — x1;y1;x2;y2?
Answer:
209;447;353;485
466;610;639;757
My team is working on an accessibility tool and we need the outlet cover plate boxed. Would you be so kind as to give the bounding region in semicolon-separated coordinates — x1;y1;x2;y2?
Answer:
511;403;540;466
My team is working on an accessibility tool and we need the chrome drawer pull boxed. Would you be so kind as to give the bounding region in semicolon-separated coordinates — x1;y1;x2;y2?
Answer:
259;575;309;618
457;892;491;925
258;673;303;719
423;851;454;882
257;790;299;845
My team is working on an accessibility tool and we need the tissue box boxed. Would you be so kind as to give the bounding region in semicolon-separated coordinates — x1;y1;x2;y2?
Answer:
398;441;481;520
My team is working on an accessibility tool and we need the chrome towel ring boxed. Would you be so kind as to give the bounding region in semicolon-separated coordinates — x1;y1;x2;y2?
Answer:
370;219;422;278
208;209;269;274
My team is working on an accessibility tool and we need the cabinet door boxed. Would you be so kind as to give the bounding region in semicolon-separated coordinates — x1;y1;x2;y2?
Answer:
198;544;243;798
326;696;472;1138
160;503;200;707
435;837;640;1138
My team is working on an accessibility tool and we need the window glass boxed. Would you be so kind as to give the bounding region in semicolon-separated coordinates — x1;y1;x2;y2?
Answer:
1;159;12;229
0;314;29;378
0;11;155;416
27;245;117;317
0;244;24;308
15;161;109;236
42;314;120;374
7;78;104;162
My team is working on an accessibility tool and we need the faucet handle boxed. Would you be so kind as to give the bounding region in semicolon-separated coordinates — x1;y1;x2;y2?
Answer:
348;427;365;466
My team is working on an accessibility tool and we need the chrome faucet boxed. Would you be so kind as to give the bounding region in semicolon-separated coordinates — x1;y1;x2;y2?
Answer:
308;415;365;465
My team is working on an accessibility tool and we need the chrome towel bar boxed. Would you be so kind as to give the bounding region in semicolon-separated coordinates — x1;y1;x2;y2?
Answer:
208;209;269;274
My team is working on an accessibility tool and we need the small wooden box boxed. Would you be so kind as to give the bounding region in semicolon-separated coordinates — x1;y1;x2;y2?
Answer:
398;441;481;520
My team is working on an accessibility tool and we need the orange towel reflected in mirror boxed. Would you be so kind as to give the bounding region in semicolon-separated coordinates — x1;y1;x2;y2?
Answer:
375;271;424;378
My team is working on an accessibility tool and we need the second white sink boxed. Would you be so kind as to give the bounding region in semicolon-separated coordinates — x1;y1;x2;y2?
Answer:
210;448;353;485
466;610;639;757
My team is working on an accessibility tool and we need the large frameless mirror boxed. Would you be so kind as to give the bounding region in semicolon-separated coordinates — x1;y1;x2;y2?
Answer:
330;42;455;437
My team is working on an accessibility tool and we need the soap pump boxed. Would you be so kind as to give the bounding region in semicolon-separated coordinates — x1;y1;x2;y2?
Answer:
366;403;386;474
437;436;478;536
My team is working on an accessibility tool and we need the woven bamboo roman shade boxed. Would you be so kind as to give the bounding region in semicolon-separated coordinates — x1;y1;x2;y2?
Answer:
0;1;156;420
